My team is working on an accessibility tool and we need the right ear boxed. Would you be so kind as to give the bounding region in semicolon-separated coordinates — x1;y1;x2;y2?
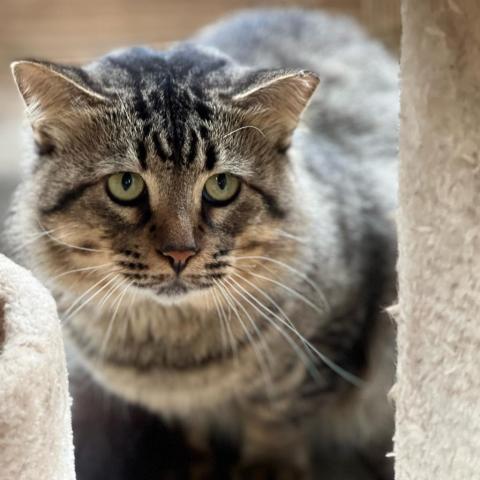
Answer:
11;60;108;154
232;69;319;150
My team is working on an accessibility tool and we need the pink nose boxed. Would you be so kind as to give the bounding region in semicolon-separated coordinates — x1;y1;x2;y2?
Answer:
163;249;196;264
161;248;197;274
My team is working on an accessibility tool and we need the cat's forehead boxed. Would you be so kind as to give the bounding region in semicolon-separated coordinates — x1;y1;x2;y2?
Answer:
116;85;227;174
96;47;226;128
89;47;247;174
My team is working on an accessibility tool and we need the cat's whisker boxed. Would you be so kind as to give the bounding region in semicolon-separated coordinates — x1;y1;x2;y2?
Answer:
35;220;109;254
224;230;312;256
209;288;229;356
12;227;75;253
100;279;134;357
235;255;329;311
122;286;138;342
22;227;62;242
63;271;117;317
224;277;276;371
229;269;316;362
223;125;266;139
230;270;295;327
226;279;316;372
34;220;81;239
97;275;129;310
221;273;321;383
229;270;363;386
96;278;128;338
63;273;121;324
229;270;321;363
46;233;108;254
223;274;321;382
214;279;275;395
26;226;64;237
235;266;327;317
211;285;237;359
50;262;114;281
274;229;310;245
224;278;280;400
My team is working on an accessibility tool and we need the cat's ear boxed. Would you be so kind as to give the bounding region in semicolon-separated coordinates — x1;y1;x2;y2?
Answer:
11;60;107;153
232;69;319;149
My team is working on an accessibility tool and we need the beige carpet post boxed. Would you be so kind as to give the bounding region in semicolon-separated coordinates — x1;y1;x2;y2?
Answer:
395;1;480;478
0;255;76;480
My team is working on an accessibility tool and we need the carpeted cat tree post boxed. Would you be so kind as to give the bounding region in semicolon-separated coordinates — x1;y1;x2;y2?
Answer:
0;255;76;480
395;1;480;478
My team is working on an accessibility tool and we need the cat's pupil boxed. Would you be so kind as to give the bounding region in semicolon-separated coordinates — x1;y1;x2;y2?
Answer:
121;173;133;191
217;174;227;190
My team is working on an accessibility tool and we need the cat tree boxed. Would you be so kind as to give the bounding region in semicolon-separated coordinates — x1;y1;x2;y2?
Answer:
395;1;480;478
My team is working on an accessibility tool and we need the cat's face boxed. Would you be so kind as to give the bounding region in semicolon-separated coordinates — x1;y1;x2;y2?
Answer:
9;46;318;310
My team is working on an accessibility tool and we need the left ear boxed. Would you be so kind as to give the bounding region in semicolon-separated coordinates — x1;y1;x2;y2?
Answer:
11;60;107;120
232;69;319;148
11;60;108;155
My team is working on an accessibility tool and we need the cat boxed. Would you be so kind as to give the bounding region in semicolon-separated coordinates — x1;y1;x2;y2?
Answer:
5;8;398;479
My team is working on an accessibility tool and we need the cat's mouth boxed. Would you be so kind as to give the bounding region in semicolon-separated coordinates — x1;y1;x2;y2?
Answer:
154;279;190;296
131;276;216;301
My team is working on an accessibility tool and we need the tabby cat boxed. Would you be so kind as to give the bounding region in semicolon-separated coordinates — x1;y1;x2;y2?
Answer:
6;9;398;479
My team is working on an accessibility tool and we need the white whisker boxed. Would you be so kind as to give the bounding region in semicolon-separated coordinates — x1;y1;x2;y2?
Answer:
238;268;326;317
223;125;266;139
227;275;321;382
229;269;318;363
100;279;133;356
13;227;74;252
63;273;121;324
230;270;294;326
50;262;114;280
97;276;128;310
229;270;362;386
209;288;229;355
212;286;238;358
214;279;275;395
63;272;117;317
235;255;329;310
275;229;309;245
224;277;276;370
122;286;138;342
36;221;108;253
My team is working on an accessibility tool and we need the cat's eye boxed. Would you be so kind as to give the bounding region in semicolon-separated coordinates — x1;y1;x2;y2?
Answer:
107;172;146;204
203;173;241;206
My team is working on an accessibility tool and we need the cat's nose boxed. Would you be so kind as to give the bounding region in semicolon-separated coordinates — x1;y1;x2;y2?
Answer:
160;248;197;274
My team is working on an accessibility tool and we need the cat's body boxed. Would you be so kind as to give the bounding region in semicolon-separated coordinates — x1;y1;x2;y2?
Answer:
6;9;398;479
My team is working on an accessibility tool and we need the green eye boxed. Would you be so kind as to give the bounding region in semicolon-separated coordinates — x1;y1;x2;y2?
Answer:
203;173;241;206
107;172;146;204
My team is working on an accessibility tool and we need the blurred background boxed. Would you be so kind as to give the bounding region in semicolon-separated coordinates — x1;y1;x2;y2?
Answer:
0;0;400;239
